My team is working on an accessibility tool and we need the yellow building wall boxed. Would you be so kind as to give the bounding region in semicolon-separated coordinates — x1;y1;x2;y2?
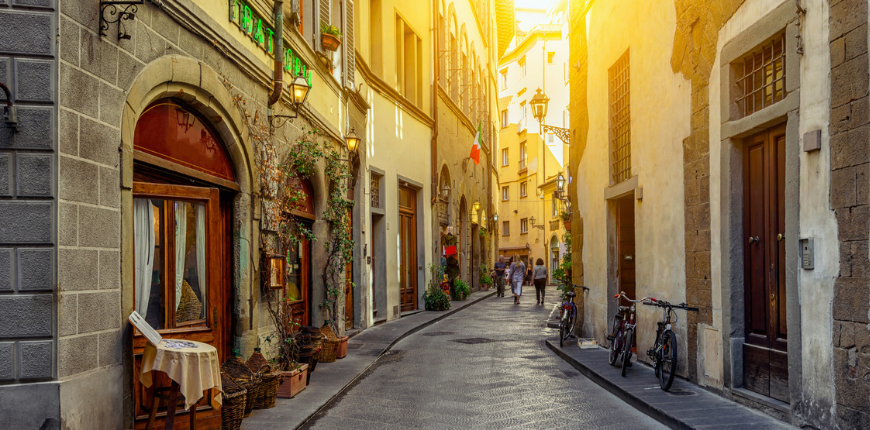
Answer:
573;0;690;373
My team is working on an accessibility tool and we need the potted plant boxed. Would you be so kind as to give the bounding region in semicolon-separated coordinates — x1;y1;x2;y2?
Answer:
478;264;492;291
559;210;572;231
263;290;309;398
320;23;343;51
452;278;471;301
425;263;451;311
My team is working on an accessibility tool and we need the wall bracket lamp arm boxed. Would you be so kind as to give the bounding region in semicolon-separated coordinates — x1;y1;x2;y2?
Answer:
99;0;144;40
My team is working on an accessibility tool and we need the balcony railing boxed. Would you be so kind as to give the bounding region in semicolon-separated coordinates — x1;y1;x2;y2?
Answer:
518;159;527;174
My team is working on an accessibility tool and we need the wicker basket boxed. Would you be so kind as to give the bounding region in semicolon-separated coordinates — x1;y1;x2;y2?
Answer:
319;324;338;341
246;349;281;409
316;338;340;363
220;374;247;430
221;355;260;417
175;280;202;323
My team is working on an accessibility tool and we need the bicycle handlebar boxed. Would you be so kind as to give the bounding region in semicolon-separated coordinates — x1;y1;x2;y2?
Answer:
555;278;589;292
614;291;651;303
642;299;699;311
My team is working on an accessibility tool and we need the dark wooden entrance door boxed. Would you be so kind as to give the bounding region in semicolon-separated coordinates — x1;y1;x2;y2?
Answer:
286;226;311;329
742;124;788;403
617;196;636;307
399;187;418;312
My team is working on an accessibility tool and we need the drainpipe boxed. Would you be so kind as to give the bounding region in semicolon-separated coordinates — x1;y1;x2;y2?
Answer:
430;0;439;207
267;0;284;106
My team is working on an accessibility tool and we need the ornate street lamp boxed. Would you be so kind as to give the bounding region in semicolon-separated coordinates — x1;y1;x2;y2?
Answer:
345;128;361;153
473;201;481;212
441;184;451;201
529;88;550;123
493;213;498;222
270;72;311;130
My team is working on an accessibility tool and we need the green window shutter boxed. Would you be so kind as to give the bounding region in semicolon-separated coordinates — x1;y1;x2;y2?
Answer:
344;0;355;89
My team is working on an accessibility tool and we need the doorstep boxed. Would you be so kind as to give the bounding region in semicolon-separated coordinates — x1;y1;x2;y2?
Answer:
241;289;496;429
545;339;796;430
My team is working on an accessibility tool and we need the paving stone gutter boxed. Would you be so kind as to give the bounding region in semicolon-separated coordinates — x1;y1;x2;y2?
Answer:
545;340;796;429
240;289;496;430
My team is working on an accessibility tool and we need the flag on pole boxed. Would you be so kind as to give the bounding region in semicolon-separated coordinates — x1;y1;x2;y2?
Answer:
469;122;482;165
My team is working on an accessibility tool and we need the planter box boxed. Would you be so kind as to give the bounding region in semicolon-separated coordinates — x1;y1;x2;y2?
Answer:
277;364;308;398
336;336;349;359
321;33;342;51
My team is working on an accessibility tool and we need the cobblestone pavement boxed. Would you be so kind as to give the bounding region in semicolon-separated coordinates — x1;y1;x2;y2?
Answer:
303;292;667;429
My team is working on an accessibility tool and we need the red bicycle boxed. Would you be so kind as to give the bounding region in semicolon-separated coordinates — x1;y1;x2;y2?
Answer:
608;291;651;376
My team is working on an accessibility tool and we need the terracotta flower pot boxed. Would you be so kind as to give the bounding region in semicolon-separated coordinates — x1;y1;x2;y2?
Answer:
563;220;571;231
321;33;342;51
336;336;349;359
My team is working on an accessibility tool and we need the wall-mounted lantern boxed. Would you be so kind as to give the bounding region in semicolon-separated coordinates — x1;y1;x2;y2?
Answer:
270;72;312;130
345;128;361;153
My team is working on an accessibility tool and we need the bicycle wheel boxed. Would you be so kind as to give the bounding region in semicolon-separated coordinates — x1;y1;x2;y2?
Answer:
659;331;677;391
559;315;566;347
621;329;633;377
608;317;621;366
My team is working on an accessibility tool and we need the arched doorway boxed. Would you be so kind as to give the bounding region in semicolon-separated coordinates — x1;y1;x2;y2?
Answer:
458;197;468;281
550;235;560;277
282;178;315;329
131;99;236;427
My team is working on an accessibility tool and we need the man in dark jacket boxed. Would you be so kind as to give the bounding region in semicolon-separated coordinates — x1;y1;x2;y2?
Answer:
493;255;507;297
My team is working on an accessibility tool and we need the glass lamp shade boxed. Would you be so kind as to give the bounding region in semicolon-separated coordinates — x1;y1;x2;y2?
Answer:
493;213;499;222
289;73;311;105
556;173;565;192
473;201;481;212
441;184;450;200
345;129;361;153
530;216;536;225
529;88;550;122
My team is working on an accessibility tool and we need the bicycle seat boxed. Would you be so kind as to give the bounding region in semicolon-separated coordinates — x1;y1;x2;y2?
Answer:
566;291;576;298
618;305;631;313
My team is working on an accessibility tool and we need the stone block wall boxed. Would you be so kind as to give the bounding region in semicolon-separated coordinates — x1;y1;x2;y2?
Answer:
0;0;61;426
0;0;58;387
830;0;870;427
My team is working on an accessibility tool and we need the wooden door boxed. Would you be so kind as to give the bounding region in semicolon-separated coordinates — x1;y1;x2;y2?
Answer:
132;182;227;429
617;196;636;306
286;231;311;329
399;187;418;312
742;125;788;402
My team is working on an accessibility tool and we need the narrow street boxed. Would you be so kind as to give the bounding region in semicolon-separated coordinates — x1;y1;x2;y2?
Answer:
303;294;666;429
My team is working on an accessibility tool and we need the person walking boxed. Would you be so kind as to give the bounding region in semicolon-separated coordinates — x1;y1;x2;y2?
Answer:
509;255;526;305
533;258;548;305
493;255;507;297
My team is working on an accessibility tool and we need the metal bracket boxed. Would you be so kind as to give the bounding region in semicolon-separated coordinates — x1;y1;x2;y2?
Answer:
100;0;144;40
542;124;570;145
0;82;17;131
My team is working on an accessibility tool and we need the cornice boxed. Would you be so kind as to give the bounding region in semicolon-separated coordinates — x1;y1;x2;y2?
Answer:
355;54;434;128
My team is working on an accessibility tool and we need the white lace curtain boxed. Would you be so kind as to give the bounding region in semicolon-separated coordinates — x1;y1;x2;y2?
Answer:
134;199;156;317
174;202;187;310
195;203;207;317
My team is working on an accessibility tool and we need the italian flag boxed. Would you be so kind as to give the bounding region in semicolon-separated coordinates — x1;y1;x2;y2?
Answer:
469;122;482;165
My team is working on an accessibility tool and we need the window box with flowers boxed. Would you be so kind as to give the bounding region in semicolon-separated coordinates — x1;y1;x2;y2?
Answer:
320;24;343;51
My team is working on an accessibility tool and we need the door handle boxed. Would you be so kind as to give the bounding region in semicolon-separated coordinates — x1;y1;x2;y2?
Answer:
777;233;785;242
749;236;759;244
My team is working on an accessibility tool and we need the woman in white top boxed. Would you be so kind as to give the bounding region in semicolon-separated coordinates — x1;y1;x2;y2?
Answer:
533;258;548;305
509;255;526;305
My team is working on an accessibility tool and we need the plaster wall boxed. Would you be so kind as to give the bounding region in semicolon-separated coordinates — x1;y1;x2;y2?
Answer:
365;86;433;321
574;0;691;373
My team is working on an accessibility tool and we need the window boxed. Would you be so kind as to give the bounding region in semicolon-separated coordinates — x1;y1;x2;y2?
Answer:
735;34;786;118
501;149;509;167
563;110;569;128
370;0;383;74
519;142;527;170
520;101;527;130
501;110;509;128
609;49;631;184
547;51;555;63
134;191;215;330
519;56;526;76
502;186;509;201
396;15;423;107
502;221;510;236
563;62;568;81
500;68;507;90
552;198;557;217
548;133;554;143
520;218;529;234
520;182;528;197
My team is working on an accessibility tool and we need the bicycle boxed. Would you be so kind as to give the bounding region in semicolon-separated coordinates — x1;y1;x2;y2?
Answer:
643;296;698;391
556;278;588;347
609;291;651;376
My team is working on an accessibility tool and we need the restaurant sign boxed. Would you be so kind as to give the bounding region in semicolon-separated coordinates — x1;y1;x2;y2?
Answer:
229;0;313;86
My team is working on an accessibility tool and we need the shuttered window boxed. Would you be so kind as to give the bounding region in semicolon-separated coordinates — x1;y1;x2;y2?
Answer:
609;50;631;184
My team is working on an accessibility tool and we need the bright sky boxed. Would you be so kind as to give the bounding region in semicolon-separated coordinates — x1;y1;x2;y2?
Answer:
514;0;561;32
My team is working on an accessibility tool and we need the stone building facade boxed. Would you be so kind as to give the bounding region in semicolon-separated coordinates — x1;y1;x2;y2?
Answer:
568;0;870;427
